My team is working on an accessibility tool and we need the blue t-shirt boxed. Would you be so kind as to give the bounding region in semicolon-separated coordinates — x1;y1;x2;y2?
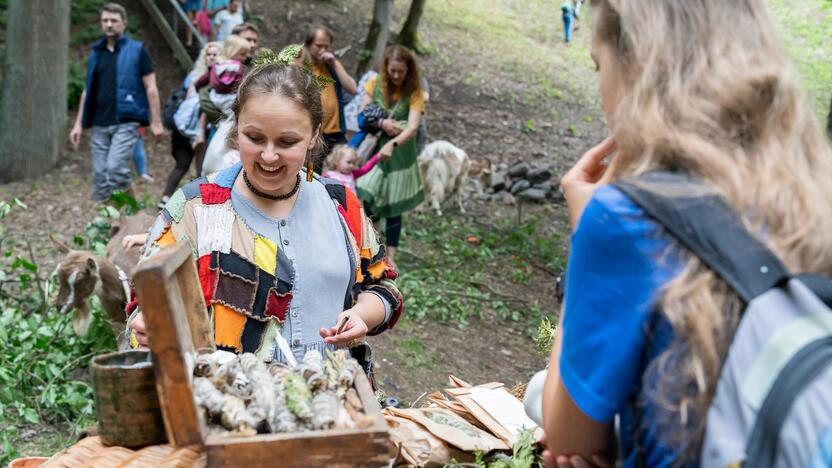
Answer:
559;185;690;466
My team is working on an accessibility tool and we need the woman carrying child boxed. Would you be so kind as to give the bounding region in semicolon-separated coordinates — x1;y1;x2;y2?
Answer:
191;34;250;146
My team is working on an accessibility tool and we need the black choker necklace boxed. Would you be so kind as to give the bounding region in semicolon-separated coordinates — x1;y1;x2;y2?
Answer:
242;171;300;201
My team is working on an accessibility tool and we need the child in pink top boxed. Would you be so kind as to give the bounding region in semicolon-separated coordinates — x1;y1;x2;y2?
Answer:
322;145;381;192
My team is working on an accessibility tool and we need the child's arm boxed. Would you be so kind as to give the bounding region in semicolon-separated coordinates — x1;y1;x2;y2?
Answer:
353;152;382;178
193;69;210;90
194;113;208;145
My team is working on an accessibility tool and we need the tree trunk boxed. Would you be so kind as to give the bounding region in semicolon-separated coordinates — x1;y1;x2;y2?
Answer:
356;0;394;77
0;0;70;182
827;95;832;142
397;0;427;54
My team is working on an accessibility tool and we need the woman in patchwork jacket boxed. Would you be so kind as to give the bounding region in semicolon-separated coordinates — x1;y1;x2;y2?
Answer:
127;57;402;377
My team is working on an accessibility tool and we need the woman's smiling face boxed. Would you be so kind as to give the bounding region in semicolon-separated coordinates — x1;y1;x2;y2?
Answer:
237;93;319;195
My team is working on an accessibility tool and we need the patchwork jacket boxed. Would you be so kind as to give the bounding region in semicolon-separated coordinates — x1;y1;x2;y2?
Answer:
128;163;402;360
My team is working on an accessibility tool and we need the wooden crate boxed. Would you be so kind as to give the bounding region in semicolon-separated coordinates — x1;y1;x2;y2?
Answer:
133;244;392;468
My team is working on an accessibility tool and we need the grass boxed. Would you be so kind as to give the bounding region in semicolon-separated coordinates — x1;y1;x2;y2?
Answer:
397;209;565;329
421;0;831;119
769;0;832;118
423;0;597;107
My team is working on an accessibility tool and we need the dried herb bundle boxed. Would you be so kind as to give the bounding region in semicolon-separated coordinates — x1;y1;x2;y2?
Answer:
193;349;370;436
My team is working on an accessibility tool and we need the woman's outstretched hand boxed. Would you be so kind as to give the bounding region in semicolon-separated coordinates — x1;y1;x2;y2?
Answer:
320;311;369;347
560;136;618;230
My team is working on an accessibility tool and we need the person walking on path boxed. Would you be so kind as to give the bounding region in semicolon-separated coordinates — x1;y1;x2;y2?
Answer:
231;22;258;65
178;0;204;47
356;45;425;271
133;128;154;182
160;41;221;209
213;0;243;42
561;1;575;44
69;2;164;202
199;23;259;126
304;25;358;162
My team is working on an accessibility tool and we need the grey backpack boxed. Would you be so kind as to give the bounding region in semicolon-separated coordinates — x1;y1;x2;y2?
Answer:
616;171;832;468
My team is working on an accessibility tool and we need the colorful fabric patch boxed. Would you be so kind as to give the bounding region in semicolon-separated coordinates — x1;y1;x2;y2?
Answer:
214;270;257;313
164;189;187;222
213;303;246;352
252;270;276;318
255;320;281;361
240;318;267;353
194;204;234;256
209;251;288;321
324;182;347;208
214;250;257;279
146;215;169;246
343;188;364;246
265;289;291;322
276;248;295;284
157;227;176;247
200;183;232;205
197;254;217;306
181;176;207;200
254;236;277;276
214;162;241;188
230;218;256;264
367;260;387;281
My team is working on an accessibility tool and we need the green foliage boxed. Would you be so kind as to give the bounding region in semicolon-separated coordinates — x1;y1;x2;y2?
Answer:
68;60;87;111
400;213;563;325
446;428;541;467
769;0;832;118
488;429;539;468
521;118;538;134
357;48;373;63
391;335;428;369
253;46;334;92
0;199;119;465
108;189;143;215
533;316;557;357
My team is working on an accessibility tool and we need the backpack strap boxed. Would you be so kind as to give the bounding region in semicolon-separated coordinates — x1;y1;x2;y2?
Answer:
614;171;790;304
743;335;832;467
616;171;832;467
615;170;784;466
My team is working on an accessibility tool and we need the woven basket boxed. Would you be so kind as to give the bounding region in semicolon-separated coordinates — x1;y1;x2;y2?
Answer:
41;436;105;467
90;351;167;448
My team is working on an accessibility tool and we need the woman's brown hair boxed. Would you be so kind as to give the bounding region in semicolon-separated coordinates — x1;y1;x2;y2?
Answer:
227;60;325;161
379;45;421;108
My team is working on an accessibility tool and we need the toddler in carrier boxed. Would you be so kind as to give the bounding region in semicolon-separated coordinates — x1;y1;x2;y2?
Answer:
191;35;250;144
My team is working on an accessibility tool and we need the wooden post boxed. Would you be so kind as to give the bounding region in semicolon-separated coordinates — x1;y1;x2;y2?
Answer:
133;243;211;446
139;0;193;72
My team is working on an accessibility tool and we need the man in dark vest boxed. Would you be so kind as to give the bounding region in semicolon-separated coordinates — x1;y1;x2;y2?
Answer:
304;25;358;165
69;3;164;201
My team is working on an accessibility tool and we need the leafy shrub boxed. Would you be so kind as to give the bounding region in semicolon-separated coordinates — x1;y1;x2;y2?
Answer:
0;199;119;464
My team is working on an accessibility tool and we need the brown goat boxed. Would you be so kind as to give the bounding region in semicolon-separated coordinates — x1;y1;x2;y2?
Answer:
52;212;154;349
